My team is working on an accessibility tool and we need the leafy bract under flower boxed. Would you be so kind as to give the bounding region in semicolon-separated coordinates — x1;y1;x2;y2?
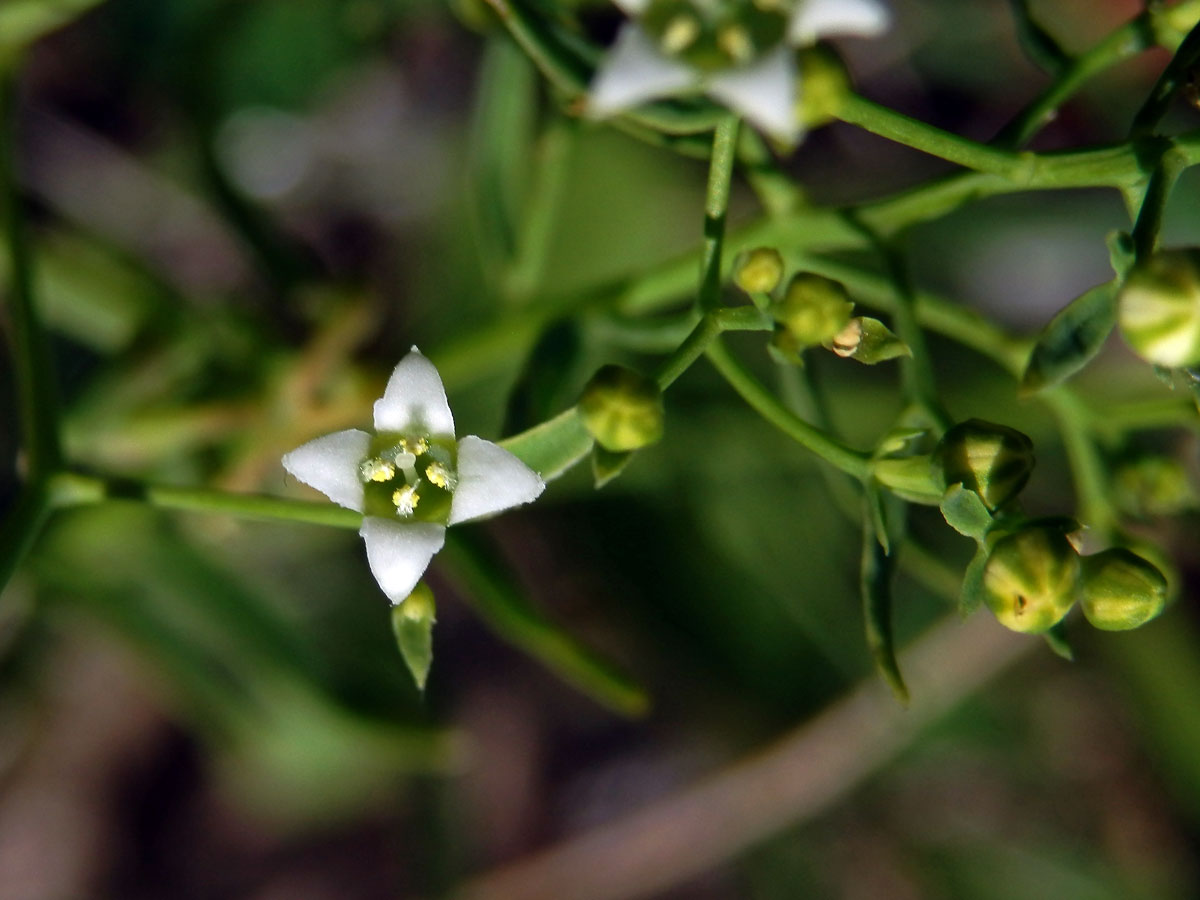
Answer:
282;348;545;605
590;0;890;140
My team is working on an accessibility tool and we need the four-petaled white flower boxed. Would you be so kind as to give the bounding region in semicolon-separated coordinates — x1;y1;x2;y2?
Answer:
282;348;545;604
589;0;890;140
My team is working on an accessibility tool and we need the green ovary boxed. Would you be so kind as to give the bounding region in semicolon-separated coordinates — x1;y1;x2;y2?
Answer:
641;0;789;71
359;431;458;524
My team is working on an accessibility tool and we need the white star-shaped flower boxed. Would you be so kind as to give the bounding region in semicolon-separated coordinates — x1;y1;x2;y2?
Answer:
282;348;545;604
589;0;890;140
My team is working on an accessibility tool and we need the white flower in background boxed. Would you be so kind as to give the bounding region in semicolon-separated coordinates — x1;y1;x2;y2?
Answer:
282;348;544;604
589;0;890;140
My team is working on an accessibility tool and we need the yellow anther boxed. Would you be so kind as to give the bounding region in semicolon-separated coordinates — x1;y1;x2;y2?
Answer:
718;25;753;63
661;14;700;55
425;462;456;490
393;484;420;516
360;458;396;483
399;436;429;456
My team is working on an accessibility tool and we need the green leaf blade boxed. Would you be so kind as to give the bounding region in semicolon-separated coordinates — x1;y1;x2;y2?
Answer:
1020;282;1117;394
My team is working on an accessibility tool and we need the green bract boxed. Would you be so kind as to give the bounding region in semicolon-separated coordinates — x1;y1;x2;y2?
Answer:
641;0;789;71
1079;548;1168;631
578;364;665;452
829;316;910;364
934;419;1035;511
1117;248;1200;368
982;525;1080;634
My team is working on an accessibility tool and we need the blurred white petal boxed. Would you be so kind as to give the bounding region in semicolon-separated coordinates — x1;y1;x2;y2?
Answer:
448;436;545;525
282;429;370;512
360;517;446;604
589;24;696;118
790;0;891;43
707;48;798;140
373;347;455;437
613;0;649;14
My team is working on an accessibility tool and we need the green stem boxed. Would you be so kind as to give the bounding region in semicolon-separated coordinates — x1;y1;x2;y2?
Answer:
655;305;770;390
1;62;61;477
1042;391;1117;538
698;116;739;312
1130;16;1200;139
1130;144;1187;261
705;338;871;479
0;484;51;597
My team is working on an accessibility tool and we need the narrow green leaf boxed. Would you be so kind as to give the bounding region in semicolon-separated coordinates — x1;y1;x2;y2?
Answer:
392;584;436;691
440;529;649;717
1020;281;1117;394
861;508;908;703
592;445;634;488
960;544;990;616
499;406;593;481
1043;621;1074;661
939;484;993;541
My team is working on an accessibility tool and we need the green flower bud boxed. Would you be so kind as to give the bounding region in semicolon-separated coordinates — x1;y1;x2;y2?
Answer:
797;44;851;128
982;525;1080;634
1079;548;1167;631
828;316;911;364
770;272;855;355
1117;248;1200;368
734;247;784;295
934;419;1035;511
1114;456;1198;517
579;365;665;452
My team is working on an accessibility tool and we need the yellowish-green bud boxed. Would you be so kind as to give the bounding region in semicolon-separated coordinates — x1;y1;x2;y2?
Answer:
982;525;1080;634
734;247;784;294
934;419;1035;511
579;365;665;452
1079;548;1167;631
828;316;911;364
1117;248;1200;368
1114;456;1198;517
796;44;850;128
771;272;855;355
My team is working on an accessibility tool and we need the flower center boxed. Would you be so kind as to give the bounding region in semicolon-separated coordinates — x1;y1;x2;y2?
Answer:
641;0;790;71
358;431;458;524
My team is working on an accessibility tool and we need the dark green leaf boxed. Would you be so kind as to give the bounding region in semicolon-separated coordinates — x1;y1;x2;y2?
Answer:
0;0;106;55
440;530;649;717
1020;282;1117;394
503;319;583;435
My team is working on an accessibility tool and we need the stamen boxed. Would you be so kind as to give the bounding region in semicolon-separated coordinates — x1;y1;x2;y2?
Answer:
393;484;420;516
359;458;396;483
425;462;457;491
399;436;429;456
661;14;700;55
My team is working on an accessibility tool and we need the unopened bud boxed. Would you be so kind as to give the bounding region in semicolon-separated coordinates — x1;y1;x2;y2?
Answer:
796;44;850;128
829;316;910;364
934;419;1035;511
982;525;1080;634
770;272;854;355
579;365;665;452
734;247;785;294
1079;548;1167;631
1117;248;1200;368
1114;456;1198;517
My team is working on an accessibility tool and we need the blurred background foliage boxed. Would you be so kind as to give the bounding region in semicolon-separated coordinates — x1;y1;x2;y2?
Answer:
1;0;1199;897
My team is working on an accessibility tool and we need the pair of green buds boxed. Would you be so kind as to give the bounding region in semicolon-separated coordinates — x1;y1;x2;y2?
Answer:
734;249;910;365
934;420;1168;634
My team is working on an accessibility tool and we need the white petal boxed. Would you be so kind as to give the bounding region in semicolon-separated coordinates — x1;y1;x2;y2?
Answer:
448;436;545;526
790;0;891;44
613;0;648;14
373;347;455;438
588;24;697;118
282;429;370;512
706;48;799;141
360;517;446;604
